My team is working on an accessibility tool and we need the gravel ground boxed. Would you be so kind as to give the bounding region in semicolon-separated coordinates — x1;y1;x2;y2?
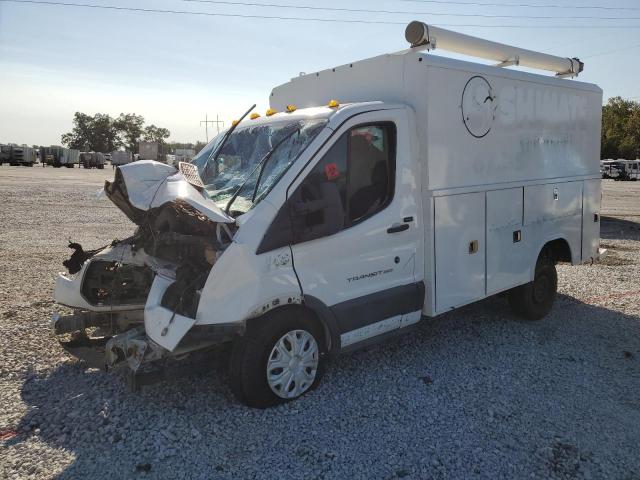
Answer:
1;166;639;480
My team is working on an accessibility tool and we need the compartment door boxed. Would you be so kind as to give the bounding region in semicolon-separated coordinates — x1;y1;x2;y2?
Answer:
486;188;528;295
434;192;485;312
582;179;601;261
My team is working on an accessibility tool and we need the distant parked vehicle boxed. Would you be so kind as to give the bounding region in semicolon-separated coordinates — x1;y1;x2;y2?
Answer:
604;160;640;181
80;152;105;169
138;141;165;162
110;151;133;167
8;146;36;166
601;160;617;179
0;145;11;165
39;146;79;168
174;148;195;163
165;154;177;167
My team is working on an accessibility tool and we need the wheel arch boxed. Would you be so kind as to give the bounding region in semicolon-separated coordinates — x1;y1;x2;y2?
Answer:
540;237;572;264
244;299;340;354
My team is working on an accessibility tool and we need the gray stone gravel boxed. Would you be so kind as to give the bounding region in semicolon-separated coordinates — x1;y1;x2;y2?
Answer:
1;167;639;479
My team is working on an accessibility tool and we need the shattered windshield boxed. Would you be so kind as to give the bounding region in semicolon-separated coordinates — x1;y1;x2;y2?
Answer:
191;119;327;213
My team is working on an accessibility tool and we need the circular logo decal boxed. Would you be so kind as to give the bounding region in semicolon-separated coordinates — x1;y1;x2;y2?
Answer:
461;76;496;138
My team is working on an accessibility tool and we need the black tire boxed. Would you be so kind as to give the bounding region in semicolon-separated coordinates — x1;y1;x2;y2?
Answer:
508;250;557;320
229;308;325;408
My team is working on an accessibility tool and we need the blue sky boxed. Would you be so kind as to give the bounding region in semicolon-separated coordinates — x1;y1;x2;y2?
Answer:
1;0;639;146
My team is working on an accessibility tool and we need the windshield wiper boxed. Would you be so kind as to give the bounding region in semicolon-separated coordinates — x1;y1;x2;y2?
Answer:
224;125;301;215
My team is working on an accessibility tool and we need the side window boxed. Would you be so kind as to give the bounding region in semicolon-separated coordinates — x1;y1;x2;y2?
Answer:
288;122;395;244
298;132;349;227
347;125;394;224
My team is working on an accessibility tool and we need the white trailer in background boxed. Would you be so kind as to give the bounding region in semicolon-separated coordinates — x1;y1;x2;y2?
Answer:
138;141;165;162
79;152;105;169
8;146;37;166
40;146;79;167
53;23;602;407
605;159;640;181
110;151;133;167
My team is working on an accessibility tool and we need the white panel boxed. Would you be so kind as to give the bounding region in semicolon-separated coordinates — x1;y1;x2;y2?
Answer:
424;64;602;191
272;52;602;193
270;54;407;111
581;179;601;261
341;315;402;348
524;182;583;225
486;188;528;295
523;181;583;266
435;192;486;312
400;310;422;328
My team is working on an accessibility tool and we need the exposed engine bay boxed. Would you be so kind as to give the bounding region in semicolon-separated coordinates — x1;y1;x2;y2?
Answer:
52;161;238;377
68;199;233;316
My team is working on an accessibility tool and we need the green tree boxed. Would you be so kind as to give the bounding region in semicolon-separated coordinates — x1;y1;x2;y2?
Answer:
601;97;640;159
61;112;119;152
143;125;171;144
62;112;172;154
114;113;145;153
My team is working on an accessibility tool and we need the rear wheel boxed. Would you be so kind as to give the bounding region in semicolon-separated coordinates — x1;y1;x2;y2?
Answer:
229;308;324;408
508;250;557;320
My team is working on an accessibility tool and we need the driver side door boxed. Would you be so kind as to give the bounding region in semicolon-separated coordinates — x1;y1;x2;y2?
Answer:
287;109;423;349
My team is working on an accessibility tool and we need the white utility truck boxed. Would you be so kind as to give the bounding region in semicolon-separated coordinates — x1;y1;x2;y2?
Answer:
52;23;602;407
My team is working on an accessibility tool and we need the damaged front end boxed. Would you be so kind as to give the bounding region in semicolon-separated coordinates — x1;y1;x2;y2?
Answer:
53;161;237;381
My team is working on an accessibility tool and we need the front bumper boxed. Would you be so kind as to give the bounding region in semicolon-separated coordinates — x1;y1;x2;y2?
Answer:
144;274;198;351
53;269;246;381
104;326;164;371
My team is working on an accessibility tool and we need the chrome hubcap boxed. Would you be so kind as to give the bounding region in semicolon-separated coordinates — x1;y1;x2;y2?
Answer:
266;329;319;399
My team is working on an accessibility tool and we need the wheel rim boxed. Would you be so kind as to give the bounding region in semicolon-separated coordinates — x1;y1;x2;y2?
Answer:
266;329;319;399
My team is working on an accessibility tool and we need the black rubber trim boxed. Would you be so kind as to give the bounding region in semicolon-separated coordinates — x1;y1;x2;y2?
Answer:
332;282;425;334
302;295;342;353
177;322;246;347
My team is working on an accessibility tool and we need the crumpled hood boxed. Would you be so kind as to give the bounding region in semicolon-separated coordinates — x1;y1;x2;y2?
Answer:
104;160;234;225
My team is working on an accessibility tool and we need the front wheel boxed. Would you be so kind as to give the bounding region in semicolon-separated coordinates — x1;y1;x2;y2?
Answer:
508;251;557;320
229;309;324;408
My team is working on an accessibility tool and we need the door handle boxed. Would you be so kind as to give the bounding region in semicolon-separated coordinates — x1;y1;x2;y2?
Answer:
387;224;409;234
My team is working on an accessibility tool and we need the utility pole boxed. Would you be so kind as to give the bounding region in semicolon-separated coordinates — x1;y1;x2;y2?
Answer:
200;114;225;143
